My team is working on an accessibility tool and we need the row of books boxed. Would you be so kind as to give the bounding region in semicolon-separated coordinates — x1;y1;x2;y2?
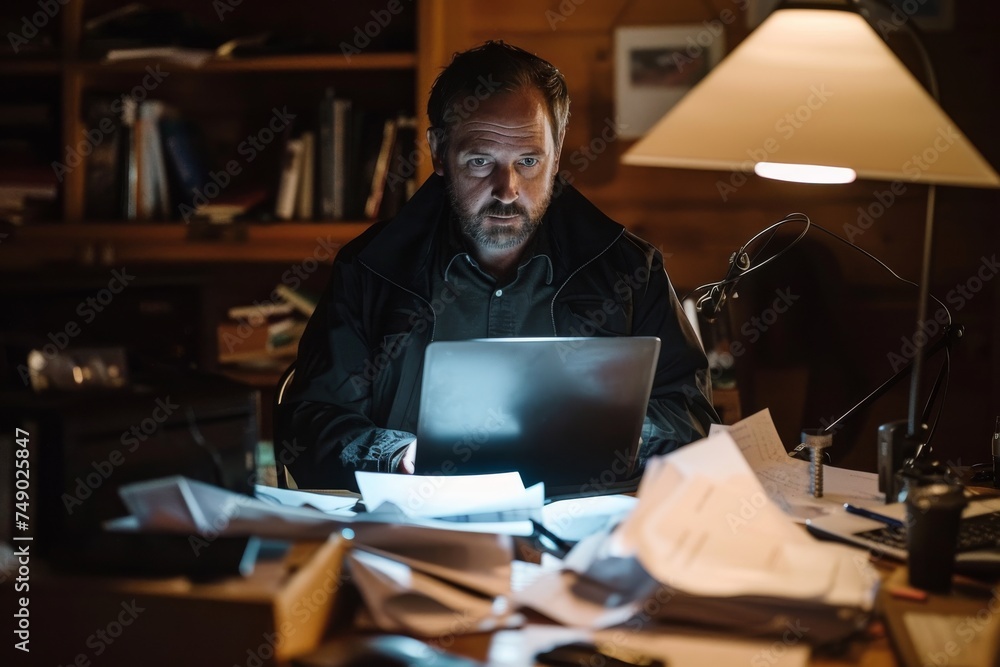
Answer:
81;93;417;224
276;93;417;223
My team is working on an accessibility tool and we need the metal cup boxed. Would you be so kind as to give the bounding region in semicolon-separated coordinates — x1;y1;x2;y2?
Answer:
903;475;967;593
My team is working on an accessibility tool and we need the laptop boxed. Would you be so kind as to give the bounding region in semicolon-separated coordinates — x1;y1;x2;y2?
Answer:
414;336;660;498
806;496;1000;576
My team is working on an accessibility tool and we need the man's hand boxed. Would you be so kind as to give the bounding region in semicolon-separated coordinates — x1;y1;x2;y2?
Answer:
397;440;417;474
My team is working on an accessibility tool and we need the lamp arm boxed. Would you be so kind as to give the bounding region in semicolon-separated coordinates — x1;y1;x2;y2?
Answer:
821;322;962;435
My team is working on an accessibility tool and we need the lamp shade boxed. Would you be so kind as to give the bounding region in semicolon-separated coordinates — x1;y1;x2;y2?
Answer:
621;9;1000;188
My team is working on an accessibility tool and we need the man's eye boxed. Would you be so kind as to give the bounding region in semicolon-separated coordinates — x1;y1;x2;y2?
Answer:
520;157;539;167
469;157;489;167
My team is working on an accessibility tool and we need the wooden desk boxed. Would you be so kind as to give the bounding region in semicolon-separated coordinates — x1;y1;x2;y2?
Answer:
10;540;897;667
439;623;898;666
15;532;999;667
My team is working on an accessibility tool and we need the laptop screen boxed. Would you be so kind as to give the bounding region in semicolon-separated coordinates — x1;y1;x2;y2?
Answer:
415;337;660;497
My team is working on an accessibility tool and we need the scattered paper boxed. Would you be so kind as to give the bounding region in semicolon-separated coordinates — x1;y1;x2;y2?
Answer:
541;495;637;542
254;484;359;514
347;548;523;637
513;432;878;642
116;476;353;539
355;470;541;519
347;523;514;598
712;409;882;521
617;432;877;602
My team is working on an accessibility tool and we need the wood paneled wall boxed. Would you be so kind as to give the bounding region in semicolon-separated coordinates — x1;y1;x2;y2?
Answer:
420;0;1000;471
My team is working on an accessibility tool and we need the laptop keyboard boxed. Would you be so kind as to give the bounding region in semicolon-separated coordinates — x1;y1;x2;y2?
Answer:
856;510;1000;552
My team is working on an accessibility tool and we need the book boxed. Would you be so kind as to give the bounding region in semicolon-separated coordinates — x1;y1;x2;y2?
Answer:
363;117;398;220
158;113;209;218
227;299;294;322
382;116;417;220
120;97;139;220
216;317;303;365
331;98;353;219
137;100;170;220
83;97;124;220
316;91;355;220
192;189;267;224
275;138;305;221
296;131;316;220
318;89;335;219
274;283;317;317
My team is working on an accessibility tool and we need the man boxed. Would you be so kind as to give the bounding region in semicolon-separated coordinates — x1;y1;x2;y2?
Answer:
283;41;716;491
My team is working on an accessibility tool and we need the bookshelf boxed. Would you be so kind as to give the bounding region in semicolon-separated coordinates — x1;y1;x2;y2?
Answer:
0;0;435;268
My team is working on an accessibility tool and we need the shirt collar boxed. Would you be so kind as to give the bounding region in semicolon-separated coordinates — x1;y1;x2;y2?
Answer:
441;216;554;285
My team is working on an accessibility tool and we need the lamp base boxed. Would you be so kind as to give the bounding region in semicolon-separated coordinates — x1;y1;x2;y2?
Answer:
877;420;926;503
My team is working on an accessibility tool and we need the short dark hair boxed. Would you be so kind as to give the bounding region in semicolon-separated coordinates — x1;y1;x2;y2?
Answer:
427;41;570;155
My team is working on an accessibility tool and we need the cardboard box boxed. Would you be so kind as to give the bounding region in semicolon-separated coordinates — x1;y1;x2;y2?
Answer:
21;537;350;667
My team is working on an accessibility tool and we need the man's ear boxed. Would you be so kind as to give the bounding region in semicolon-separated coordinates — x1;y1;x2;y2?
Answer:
427;127;446;176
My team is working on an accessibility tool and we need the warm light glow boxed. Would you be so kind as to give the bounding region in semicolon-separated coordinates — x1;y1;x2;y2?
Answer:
621;9;1000;188
754;162;856;184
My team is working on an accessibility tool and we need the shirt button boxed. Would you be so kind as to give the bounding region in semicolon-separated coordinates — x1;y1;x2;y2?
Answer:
495;289;503;297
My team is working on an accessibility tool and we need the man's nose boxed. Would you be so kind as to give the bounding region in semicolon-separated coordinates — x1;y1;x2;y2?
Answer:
491;165;519;204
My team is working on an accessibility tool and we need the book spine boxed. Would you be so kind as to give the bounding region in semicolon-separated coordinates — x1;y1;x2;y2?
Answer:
121;98;138;220
364;118;398;220
83;98;123;221
332;98;352;220
318;91;335;220
159;116;208;217
297;131;315;221
275;138;304;221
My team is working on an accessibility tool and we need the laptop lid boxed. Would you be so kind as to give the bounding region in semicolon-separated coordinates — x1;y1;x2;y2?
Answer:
414;336;661;498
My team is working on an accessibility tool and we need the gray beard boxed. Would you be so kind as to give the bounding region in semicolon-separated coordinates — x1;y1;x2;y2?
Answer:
446;181;546;250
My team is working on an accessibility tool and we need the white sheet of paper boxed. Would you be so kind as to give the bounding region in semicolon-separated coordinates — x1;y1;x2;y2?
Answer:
615;432;877;603
117;476;352;539
712;409;882;521
541;494;637;542
253;484;359;514
355;470;541;519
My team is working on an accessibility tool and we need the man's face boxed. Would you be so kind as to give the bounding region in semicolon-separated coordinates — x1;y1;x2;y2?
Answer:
432;87;563;250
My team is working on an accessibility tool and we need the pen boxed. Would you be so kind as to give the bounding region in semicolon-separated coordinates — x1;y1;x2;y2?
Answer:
530;519;573;558
843;503;905;529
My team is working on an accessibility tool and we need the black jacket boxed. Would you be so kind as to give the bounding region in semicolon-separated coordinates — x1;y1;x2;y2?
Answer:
283;174;716;490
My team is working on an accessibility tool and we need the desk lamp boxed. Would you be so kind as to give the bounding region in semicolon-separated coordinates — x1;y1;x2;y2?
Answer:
621;0;1000;496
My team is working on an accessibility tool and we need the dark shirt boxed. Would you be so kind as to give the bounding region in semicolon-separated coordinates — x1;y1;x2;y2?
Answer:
435;219;556;340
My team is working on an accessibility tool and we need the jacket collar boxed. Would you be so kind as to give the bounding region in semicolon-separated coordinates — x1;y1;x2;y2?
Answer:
357;174;625;295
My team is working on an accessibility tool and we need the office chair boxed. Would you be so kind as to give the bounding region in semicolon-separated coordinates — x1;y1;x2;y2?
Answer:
273;361;296;489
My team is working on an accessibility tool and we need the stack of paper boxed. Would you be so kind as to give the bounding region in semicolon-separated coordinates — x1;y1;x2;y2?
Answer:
515;431;879;645
113;473;538;638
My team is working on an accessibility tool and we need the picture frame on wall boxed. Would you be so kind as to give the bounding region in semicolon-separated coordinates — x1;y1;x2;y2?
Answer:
746;0;954;31
614;25;725;140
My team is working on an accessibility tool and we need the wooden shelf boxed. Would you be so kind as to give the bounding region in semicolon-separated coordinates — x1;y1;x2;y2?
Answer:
0;0;432;268
71;52;417;74
0;58;64;74
0;222;372;267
